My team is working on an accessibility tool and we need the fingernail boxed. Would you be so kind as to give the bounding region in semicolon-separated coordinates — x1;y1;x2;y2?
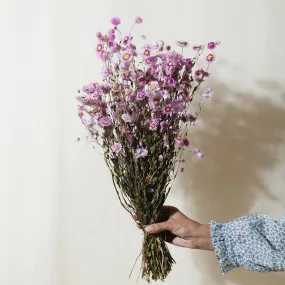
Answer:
145;225;153;233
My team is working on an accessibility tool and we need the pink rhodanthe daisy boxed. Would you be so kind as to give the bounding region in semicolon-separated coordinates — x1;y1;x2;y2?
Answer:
142;47;151;57
206;53;215;63
135;147;148;158
122;51;132;62
176;40;188;48
135;16;143;24
111;17;121;26
207;42;216;49
122;34;132;45
148;81;159;91
111;142;122;153
98;116;112;127
121;113;132;122
175;135;183;144
167;78;177;87
151;94;162;107
96;43;104;54
149;119;159;131
163;104;173;115
192;45;203;51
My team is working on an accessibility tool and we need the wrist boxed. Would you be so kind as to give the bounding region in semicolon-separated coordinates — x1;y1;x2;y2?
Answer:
192;224;214;251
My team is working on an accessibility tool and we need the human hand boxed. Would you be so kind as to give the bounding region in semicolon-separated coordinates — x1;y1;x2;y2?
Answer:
135;206;213;251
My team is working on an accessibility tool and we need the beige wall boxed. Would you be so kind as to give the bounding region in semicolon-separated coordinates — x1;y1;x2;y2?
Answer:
1;0;285;285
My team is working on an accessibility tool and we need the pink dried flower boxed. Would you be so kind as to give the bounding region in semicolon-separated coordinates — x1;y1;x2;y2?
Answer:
82;117;94;127
148;81;159;92
101;84;111;94
176;40;188;48
111;17;121;26
122;34;132;45
206;53;215;63
163;104;173;115
160;121;168;132
193;45;203;51
207;42;216;49
99;51;111;61
103;67;111;78
151;95;162;108
98;116;112;127
96;32;102;39
196;152;204;158
141;35;146;39
142;46;151;57
145;56;157;65
180;167;184;172
121;113;132;123
149;119;159;131
135;16;143;24
112;142;122;153
135;147;148;158
136;90;146;101
175;135;183;144
167;78;177;87
184;96;190;103
96;43;104;54
122;51;132;62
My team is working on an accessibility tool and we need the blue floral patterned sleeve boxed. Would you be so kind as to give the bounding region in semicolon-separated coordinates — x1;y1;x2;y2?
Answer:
210;214;285;274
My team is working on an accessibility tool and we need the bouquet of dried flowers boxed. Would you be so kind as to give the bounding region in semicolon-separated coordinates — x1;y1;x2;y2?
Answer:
76;16;219;282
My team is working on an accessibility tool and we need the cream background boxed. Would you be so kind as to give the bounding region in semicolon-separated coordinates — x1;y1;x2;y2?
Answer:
1;0;285;284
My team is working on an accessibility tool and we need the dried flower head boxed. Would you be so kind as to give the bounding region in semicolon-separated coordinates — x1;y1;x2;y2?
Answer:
111;17;121;26
135;16;143;24
176;40;188;48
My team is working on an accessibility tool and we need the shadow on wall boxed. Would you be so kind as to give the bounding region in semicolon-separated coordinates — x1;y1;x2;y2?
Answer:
179;80;285;285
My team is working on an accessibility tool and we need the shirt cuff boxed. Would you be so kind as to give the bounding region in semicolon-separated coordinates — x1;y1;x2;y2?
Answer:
210;221;239;274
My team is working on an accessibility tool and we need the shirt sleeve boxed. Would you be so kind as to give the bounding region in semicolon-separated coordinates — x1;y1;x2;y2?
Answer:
210;214;285;274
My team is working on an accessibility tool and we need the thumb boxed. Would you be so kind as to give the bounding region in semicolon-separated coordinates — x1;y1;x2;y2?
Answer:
145;221;172;234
